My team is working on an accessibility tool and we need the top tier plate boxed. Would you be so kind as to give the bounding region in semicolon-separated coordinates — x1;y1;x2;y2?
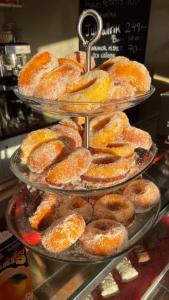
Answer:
14;86;155;117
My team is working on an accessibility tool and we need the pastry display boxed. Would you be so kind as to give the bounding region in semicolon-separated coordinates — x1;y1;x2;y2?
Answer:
123;179;160;212
8;9;160;265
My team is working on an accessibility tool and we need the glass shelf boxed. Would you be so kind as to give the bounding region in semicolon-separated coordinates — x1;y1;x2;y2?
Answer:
10;144;157;196
14;85;155;117
6;185;160;264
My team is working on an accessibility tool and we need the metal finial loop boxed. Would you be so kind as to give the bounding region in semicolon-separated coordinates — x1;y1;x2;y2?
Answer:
77;9;103;72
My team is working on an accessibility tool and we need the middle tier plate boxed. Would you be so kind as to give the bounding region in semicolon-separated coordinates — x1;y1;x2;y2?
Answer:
11;144;157;196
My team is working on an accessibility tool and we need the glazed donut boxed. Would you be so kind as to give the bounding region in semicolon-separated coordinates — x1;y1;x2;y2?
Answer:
29;192;58;230
20;128;58;164
122;126;152;150
90;112;129;148
58;70;111;104
42;213;86;253
123;179;160;212
28;140;65;174
98;56;130;72
34;64;81;100
59;118;83;134
80;219;128;256
65;51;95;71
58;58;85;73
107;60;151;94
94;194;135;226
90;142;134;159
52;124;82;150
18;51;58;96
82;153;132;186
59;196;93;223
46;147;92;186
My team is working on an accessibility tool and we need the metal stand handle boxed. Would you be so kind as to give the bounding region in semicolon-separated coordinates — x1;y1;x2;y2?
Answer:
77;9;103;148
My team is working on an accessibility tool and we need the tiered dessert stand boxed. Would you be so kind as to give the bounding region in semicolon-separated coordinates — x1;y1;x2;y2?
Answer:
6;10;160;264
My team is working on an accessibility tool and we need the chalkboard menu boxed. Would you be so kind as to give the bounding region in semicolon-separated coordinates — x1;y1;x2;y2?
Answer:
79;0;151;65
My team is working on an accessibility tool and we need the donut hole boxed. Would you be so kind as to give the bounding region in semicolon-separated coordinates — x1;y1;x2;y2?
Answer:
72;202;82;209
134;187;143;194
92;117;111;132
107;203;123;211
93;156;119;165
107;142;126;148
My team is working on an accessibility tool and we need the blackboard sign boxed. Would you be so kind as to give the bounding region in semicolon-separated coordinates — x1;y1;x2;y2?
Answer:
79;0;151;66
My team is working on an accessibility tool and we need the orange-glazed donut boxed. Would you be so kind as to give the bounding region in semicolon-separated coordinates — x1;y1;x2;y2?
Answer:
28;140;65;174
108;60;151;94
98;56;130;72
122;126;152;150
42;213;85;253
65;51;95;71
90;112;129;148
123;179;160;212
52;124;82;150
58;70;111;113
94;194;135;226
58;58;85;73
20;128;58;164
80;219;128;256
59;118;83;134
29;192;58;230
59;196;93;223
34;64;81;100
82;153;132;186
90;142;134;159
46;147;92;185
18;51;58;96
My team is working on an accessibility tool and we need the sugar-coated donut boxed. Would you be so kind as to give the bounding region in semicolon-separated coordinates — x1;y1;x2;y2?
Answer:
18;51;58;96
65;51;95;71
123;179;160;212
58;70;111;104
29;192;58;230
58;58;85;73
46;147;92;185
94;194;135;226
82;153;132;185
123;126;152;150
34;64;81;100
42;213;86;253
80;219;128;256
90;112;129;148
28;140;65;174
20;128;58;164
52;124;82;150
59;118;83;133
90;142;134;159
59;196;93;223
98;56;130;72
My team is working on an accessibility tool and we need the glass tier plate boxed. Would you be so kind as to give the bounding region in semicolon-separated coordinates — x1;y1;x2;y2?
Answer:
10;144;157;197
14;86;155;117
6;186;161;264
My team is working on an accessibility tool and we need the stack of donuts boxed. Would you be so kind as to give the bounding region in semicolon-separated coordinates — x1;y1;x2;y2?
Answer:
20;112;152;189
18;51;151;113
28;178;160;257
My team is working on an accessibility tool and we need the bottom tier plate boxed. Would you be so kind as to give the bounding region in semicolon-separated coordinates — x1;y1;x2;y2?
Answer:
6;186;161;264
